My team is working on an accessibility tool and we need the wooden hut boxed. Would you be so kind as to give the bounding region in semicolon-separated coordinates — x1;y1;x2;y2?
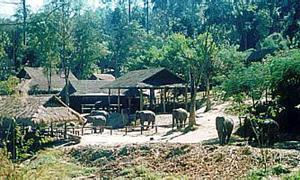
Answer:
0;95;84;126
102;68;187;113
60;80;141;113
0;95;84;159
17;67;78;94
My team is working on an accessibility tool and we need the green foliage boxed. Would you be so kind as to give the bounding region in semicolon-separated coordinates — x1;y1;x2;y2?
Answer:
0;76;19;95
223;63;268;104
268;49;300;108
248;165;290;180
0;149;95;179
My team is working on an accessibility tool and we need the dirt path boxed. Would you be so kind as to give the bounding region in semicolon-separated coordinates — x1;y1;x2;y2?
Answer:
77;102;240;147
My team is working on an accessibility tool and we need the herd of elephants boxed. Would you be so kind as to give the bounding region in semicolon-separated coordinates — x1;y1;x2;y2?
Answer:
83;106;280;147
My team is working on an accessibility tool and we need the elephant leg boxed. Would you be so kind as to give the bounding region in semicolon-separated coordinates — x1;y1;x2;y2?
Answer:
226;130;233;144
217;130;223;145
152;120;154;129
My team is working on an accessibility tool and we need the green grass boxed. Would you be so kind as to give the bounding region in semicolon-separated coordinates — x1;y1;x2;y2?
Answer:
118;165;187;180
247;165;291;180
0;149;96;179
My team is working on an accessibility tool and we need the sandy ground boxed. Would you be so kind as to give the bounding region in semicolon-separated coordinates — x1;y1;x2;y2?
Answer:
77;102;240;146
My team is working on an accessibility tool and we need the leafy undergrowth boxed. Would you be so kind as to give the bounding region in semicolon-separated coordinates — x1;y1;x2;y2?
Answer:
2;144;300;179
68;144;300;179
0;149;95;179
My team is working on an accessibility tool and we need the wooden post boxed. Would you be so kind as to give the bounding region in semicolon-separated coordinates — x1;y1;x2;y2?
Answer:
125;126;128;135
150;88;155;110
64;123;67;139
110;127;112;135
185;85;188;110
50;122;54;136
155;125;158;133
108;88;111;111
139;88;144;111
141;126;143;135
163;87;166;113
11;118;17;160
117;88;121;112
128;97;131;110
173;87;176;109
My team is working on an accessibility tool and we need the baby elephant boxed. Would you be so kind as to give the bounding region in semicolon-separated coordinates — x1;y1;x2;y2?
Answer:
216;116;234;145
172;108;188;129
136;110;156;129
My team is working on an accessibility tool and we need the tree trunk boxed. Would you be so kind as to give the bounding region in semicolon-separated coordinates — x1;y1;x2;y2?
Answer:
188;71;196;126
205;76;211;112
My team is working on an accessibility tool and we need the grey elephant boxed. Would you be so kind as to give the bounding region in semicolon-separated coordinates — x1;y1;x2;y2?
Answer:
248;118;279;146
90;110;109;119
215;116;234;145
136;110;156;129
85;115;106;133
172;108;188;129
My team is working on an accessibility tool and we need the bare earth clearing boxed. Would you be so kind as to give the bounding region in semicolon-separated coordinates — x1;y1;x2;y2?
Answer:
77;102;239;146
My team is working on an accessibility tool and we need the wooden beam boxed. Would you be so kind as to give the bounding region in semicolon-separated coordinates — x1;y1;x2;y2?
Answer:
128;97;131;110
139;88;144;111
64;122;67;139
173;87;176;109
108;88;111;111
163;87;166;113
150;88;155;110
117;88;121;112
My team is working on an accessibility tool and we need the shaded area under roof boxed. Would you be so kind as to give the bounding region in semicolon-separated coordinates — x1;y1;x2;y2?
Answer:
18;67;78;93
102;68;186;89
65;80;141;97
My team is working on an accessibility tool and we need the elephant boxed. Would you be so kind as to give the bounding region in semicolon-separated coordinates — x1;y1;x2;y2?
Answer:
248;118;279;146
90;110;109;119
215;116;234;145
136;110;156;129
172;108;188;129
85;115;106;133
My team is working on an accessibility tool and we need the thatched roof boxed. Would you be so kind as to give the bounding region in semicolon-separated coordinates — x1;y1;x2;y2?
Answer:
90;73;115;81
0;95;84;125
64;80;140;97
103;68;186;89
18;67;78;93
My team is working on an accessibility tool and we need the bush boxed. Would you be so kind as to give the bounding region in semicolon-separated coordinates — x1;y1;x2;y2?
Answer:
0;76;19;95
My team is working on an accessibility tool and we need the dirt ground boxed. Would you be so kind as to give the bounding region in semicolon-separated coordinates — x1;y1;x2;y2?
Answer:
77;102;240;146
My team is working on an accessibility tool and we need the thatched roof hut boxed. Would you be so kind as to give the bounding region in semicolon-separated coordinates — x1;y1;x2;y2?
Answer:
103;68;186;89
0;95;84;126
60;80;141;113
90;73;115;81
17;67;78;94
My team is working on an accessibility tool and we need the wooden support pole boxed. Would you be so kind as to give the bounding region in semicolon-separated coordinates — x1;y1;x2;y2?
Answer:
163;87;166;113
155;125;158;134
128;97;131;110
110;127;112;135
64;123;67;139
117;88;121;112
50;122;54;136
185;85;188;110
139;88;144;111
12;118;17;160
108;89;111;111
173;87;176;109
125;126;128;135
150;88;155;110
